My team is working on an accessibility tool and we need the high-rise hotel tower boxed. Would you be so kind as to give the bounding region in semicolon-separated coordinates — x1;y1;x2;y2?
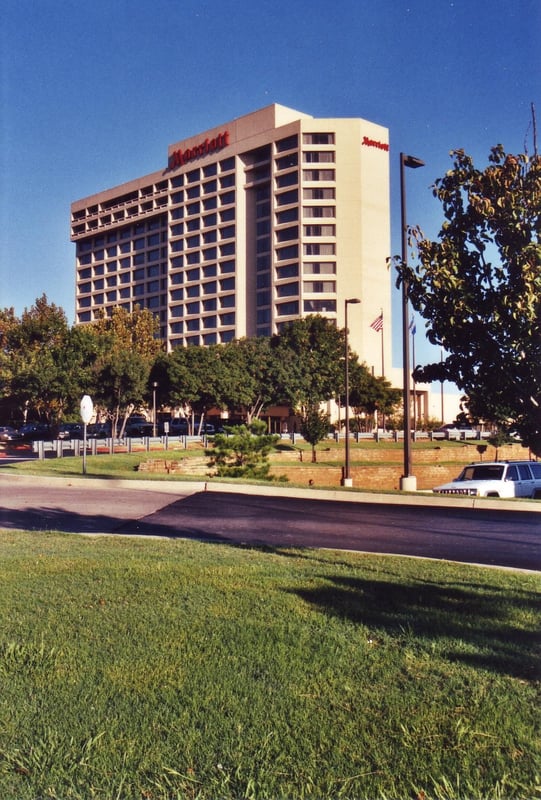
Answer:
71;104;391;374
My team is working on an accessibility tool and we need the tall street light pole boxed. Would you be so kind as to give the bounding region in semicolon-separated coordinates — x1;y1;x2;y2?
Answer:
342;297;361;487
152;382;158;438
400;153;424;491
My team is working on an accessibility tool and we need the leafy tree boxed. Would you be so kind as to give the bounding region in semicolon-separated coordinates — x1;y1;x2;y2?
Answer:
89;306;162;434
220;337;279;423
167;344;227;432
395;146;541;454
5;295;72;422
347;363;402;430
207;419;281;480
271;315;345;413
300;406;330;462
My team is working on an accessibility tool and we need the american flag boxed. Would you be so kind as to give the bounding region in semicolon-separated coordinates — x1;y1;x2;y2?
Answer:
370;314;383;332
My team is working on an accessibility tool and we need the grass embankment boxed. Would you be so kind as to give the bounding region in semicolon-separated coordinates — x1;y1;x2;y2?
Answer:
1;531;539;800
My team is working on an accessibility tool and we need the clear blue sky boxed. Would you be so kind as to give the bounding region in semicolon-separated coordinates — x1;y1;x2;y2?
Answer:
1;0;539;371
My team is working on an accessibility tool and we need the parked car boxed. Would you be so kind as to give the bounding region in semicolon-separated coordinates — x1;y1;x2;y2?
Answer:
18;422;52;441
433;460;541;499
87;422;112;439
56;422;84;440
124;415;154;437
434;423;478;439
0;425;22;442
169;418;190;435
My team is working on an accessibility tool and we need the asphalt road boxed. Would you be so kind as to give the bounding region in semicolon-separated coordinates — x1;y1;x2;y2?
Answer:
0;476;539;571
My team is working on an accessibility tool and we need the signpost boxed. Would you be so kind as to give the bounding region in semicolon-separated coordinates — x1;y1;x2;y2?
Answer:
80;395;94;475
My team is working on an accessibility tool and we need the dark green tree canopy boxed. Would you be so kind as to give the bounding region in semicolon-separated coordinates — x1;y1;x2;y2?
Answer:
396;146;541;454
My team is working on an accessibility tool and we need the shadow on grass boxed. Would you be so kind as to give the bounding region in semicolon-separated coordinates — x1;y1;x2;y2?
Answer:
289;573;540;681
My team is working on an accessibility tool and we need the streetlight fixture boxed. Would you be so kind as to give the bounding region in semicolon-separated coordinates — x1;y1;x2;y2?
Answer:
342;297;361;487
152;381;158;438
400;152;424;491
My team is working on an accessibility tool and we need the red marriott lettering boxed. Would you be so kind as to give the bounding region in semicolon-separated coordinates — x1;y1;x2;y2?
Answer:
168;131;230;169
362;136;389;152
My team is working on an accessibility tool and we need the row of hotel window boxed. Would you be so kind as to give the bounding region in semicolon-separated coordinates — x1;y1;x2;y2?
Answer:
78;259;335;292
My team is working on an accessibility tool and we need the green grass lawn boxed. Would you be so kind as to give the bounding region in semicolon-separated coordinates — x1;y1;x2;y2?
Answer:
0;530;539;800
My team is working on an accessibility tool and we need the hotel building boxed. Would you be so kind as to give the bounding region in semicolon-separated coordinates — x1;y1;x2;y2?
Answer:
71;103;392;374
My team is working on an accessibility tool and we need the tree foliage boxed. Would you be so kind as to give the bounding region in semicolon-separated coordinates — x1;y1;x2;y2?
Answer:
395;146;541;454
208;419;280;480
300;406;330;462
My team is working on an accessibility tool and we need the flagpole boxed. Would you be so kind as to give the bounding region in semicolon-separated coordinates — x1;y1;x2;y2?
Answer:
380;308;384;377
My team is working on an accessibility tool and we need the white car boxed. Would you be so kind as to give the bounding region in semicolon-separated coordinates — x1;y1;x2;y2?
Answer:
433;460;541;499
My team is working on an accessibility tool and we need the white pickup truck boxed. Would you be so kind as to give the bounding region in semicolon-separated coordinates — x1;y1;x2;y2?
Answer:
433;460;541;499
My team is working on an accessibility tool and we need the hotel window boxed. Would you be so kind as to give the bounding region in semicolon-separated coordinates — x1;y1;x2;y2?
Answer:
220;243;235;257
275;153;298;170
276;188;298;206
203;332;218;345
257;308;271;324
170;175;184;187
148;249;160;262
133;284;144;297
186;285;199;298
276;172;298;188
203;163;217;177
203;264;217;278
171;223;184;236
202;315;217;329
220;277;235;291
203;247;217;262
204;179;217;194
79;254;92;266
304;281;336;293
171;240;184;252
119;287;130;299
79;282;91;294
304;299;337;313
170;321;183;333
257;290;270;306
171;306;183;318
303;151;335;163
256;237;270;253
186;301;200;315
220;207;235;222
304;243;335;256
107;261;118;272
276;282;299;297
220;174;235;188
186;335;200;346
276;300;299;316
106;275;117;287
303;133;335;145
134;253;145;266
147;280;160;293
119;272;130;284
204;213;217;227
187;201;200;215
257;219;270;236
203;281;217;295
187;218;200;231
107;245;117;257
186;252;200;265
303;206;334;218
256;272;270;289
203;196;218;210
186;234;200;248
304;262;336;275
276;244;299;261
276;263;299;280
276;208;298;224
220;294;235;308
203;297;217;311
186;319;199;332
171;256;184;268
186;268;200;282
187;168;200;183
276;134;298;152
93;265;104;275
147;296;161;310
304;225;335;237
220;225;235;239
79;267;92;280
171;192;183;205
220;156;235;171
303;169;335;181
147;233;160;246
220;312;235;326
256;254;270;270
220;190;235;205
276;226;298;242
220;260;235;273
93;278;104;290
303;187;335;200
170;289;183;301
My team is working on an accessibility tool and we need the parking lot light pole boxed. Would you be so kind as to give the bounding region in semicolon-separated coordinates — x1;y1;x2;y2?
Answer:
152;382;158;438
400;153;424;491
342;298;361;487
